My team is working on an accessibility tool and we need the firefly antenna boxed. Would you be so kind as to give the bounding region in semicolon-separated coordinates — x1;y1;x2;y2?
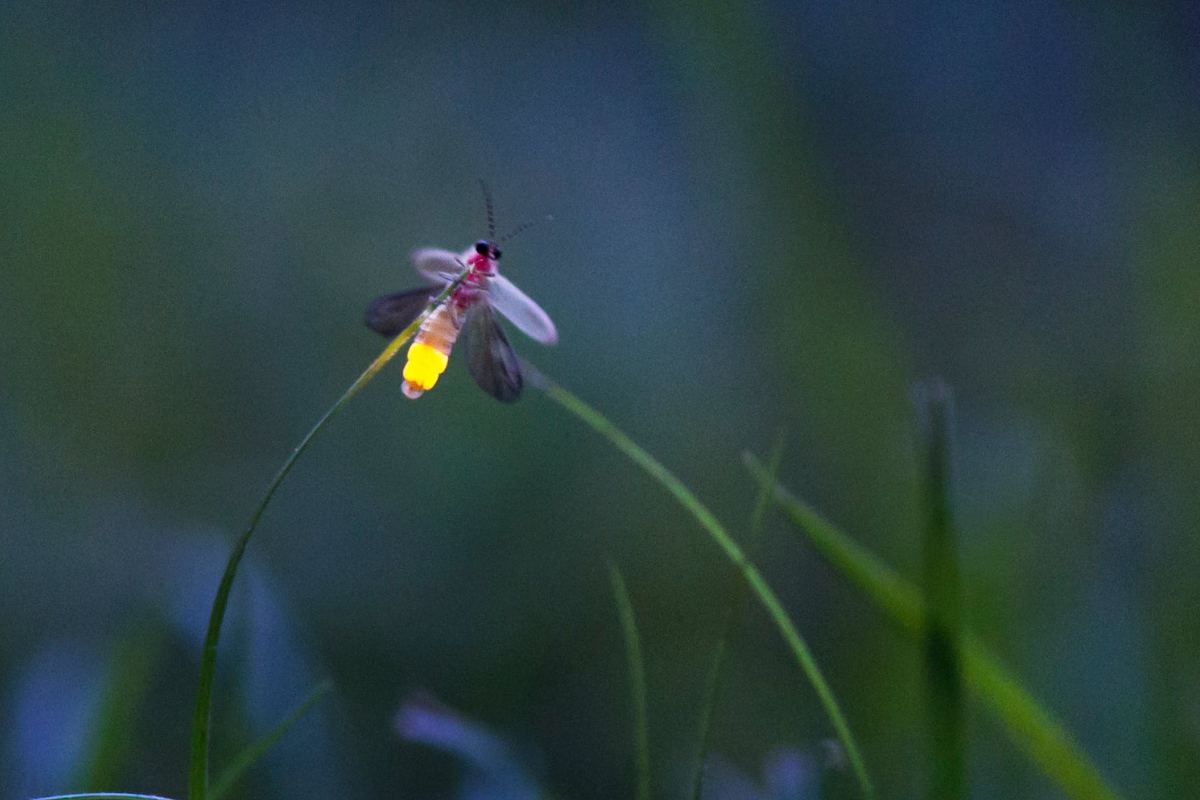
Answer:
479;179;496;241
500;214;553;243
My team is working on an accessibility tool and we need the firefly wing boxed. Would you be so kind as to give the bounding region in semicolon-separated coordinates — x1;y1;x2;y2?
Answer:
412;248;465;283
487;274;558;345
465;304;523;402
365;286;439;336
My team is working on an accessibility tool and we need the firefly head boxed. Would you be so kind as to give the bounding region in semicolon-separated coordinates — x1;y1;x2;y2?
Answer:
474;240;502;260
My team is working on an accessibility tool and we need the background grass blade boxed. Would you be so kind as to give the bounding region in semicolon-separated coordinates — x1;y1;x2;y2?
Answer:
208;680;334;800
71;626;164;791
914;380;966;800
608;564;651;800
536;377;873;799
187;273;469;800
689;432;786;800
743;454;1122;800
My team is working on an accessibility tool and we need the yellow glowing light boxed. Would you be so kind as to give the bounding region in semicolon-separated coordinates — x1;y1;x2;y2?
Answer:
402;341;449;390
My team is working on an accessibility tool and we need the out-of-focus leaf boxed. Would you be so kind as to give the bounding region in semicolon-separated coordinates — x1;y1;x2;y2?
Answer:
396;693;543;799
608;563;650;800
913;380;966;800
5;642;102;797
744;454;1122;800
73;626;165;790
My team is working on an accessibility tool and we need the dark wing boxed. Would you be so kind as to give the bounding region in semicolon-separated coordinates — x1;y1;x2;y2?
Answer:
465;303;523;402
365;286;438;336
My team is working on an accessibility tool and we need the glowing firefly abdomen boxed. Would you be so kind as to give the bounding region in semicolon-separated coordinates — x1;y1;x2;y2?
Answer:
402;302;464;399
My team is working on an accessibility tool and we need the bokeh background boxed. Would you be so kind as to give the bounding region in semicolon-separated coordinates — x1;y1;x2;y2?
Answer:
2;2;1198;798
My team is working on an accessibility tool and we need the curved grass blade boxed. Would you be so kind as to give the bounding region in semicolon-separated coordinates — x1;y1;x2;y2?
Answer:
188;271;470;800
743;454;1122;800
533;376;873;799
689;432;786;800
32;795;177;800
608;563;650;800
914;381;966;799
208;680;333;800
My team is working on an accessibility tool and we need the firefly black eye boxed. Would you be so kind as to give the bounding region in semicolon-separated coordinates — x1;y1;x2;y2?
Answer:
492;248;502;259
475;241;489;255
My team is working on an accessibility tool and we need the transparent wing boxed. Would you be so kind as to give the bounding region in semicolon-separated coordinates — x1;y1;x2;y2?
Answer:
411;248;463;283
365;286;438;336
487;275;558;345
465;304;523;403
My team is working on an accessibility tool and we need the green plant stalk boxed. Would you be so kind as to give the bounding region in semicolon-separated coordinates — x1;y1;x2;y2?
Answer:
536;378;873;799
187;272;469;800
608;564;651;800
209;681;333;800
916;381;966;800
743;454;1122;800
689;433;786;800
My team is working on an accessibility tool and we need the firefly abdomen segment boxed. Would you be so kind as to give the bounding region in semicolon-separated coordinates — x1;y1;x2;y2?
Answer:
402;302;463;399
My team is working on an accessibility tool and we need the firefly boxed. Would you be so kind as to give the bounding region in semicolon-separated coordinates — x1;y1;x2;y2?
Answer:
365;186;557;402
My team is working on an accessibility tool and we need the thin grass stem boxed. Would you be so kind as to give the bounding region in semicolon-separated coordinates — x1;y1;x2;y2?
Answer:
689;432;786;800
208;681;333;800
608;563;651;800
534;377;873;799
187;272;469;800
743;453;1122;800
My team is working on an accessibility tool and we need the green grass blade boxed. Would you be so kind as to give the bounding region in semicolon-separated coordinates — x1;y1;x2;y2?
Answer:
208;680;333;800
536;377;873;799
914;381;966;800
72;626;163;790
743;454;925;631
187;272;469;800
608;564;651;800
743;454;1122;800
689;432;786;800
962;642;1117;800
